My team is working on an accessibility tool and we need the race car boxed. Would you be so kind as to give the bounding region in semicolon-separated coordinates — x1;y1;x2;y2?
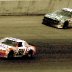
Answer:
0;37;36;58
42;8;72;29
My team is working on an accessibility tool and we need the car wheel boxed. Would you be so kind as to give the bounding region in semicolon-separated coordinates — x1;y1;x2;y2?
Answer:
8;50;14;58
27;50;33;58
63;21;69;29
42;20;45;24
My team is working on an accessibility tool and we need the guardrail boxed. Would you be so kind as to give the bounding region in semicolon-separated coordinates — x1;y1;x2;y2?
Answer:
0;0;71;15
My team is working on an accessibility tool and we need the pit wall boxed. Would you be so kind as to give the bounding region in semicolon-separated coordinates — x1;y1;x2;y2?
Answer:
0;0;72;15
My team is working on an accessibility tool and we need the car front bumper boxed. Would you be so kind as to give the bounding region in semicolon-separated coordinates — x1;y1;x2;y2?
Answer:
42;17;59;27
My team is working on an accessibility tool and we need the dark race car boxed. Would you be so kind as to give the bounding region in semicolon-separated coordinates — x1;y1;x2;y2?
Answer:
42;8;72;29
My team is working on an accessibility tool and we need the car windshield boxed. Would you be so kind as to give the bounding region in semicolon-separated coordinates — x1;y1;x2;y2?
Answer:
2;39;23;47
24;41;29;47
55;9;72;17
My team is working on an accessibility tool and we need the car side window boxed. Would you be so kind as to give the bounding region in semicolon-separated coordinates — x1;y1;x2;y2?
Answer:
17;42;22;47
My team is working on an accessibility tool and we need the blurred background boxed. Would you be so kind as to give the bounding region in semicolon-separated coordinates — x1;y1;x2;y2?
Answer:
0;0;71;15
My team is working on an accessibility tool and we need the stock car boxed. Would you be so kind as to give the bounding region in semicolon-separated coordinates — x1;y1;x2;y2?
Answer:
0;37;36;58
42;8;72;29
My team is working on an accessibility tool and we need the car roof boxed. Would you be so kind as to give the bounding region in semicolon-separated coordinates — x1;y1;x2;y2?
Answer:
62;8;72;12
4;37;25;42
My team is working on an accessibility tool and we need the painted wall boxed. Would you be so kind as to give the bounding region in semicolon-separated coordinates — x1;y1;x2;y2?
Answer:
0;0;71;15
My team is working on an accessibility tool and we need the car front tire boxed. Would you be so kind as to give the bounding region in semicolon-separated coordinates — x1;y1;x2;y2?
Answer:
27;50;34;58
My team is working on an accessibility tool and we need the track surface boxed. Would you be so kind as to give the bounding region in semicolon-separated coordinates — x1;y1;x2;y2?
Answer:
0;16;72;72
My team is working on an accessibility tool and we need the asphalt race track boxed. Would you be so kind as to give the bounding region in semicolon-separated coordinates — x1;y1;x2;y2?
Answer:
0;16;72;72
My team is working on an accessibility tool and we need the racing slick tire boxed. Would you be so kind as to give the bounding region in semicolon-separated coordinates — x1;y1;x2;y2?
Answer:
63;21;69;29
8;50;14;59
27;50;33;58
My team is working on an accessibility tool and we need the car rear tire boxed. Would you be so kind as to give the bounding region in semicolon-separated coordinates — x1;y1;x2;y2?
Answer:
63;21;69;29
8;50;14;59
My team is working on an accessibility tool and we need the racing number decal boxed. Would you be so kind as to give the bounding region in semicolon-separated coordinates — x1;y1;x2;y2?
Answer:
18;49;24;55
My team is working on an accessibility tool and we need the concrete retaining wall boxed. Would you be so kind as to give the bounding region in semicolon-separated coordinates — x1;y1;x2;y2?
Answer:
0;0;72;15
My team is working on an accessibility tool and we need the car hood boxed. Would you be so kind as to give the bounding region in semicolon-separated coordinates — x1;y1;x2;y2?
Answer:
45;13;70;21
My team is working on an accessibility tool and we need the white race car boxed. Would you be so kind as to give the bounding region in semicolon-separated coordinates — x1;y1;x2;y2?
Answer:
0;37;36;58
